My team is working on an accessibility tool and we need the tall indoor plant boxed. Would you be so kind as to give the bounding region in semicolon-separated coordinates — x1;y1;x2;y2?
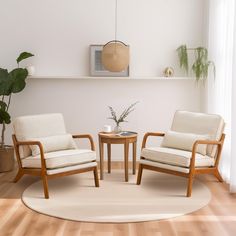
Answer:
0;52;34;172
177;44;215;81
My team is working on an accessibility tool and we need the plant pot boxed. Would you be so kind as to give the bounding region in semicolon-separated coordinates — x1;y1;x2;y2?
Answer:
0;145;15;172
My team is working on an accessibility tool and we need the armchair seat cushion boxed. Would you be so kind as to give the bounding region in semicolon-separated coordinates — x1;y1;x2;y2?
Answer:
22;149;96;169
141;147;214;168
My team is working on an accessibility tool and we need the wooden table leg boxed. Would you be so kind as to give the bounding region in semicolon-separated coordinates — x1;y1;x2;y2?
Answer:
107;143;111;173
99;136;104;180
124;140;129;182
132;141;137;175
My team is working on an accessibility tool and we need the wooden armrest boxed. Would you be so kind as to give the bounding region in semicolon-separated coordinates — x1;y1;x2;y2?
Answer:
193;139;222;146
72;134;95;151
142;132;165;149
192;138;224;154
190;134;225;169
14;139;44;154
15;140;43;147
12;135;47;171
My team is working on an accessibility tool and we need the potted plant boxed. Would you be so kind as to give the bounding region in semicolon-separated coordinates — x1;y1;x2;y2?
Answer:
176;45;215;81
108;102;138;133
0;52;34;172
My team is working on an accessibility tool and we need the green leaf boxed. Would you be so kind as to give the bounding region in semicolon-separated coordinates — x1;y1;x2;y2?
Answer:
0;68;8;79
0;101;7;111
208;61;216;80
9;68;28;93
0;109;11;124
16;52;34;64
0;68;12;96
176;45;189;74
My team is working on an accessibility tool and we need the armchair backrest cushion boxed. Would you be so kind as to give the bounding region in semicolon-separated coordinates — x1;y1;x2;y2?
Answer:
13;113;76;158
171;111;225;157
161;131;209;155
29;134;77;156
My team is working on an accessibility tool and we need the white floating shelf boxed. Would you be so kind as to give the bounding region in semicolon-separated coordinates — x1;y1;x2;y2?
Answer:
29;76;195;80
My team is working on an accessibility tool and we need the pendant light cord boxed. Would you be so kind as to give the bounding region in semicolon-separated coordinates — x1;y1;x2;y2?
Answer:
115;0;117;42
103;0;128;48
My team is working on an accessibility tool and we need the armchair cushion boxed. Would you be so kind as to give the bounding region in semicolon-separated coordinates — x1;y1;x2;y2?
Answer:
13;113;67;158
22;149;96;169
139;159;190;173
171;111;225;157
29;134;77;156
46;161;97;175
161;131;209;155
141;147;215;168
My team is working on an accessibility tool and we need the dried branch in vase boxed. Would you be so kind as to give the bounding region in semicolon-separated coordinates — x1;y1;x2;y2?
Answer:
108;102;139;129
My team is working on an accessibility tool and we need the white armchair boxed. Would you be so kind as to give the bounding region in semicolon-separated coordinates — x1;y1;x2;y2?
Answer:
137;111;225;197
12;113;99;199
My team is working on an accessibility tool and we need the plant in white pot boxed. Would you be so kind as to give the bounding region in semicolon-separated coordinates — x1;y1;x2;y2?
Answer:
0;52;34;172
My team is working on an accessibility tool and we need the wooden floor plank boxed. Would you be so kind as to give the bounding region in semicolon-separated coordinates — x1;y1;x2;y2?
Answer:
0;162;236;236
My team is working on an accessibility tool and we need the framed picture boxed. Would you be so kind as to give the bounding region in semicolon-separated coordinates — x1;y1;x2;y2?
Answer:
90;45;129;77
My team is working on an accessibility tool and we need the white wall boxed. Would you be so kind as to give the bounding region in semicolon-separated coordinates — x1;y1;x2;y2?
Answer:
0;0;205;76
8;78;202;160
0;0;206;160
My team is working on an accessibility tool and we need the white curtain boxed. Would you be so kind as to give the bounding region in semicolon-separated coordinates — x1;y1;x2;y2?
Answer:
207;0;236;192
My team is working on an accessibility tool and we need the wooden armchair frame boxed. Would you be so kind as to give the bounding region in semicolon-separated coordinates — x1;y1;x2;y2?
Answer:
137;132;225;197
12;134;99;199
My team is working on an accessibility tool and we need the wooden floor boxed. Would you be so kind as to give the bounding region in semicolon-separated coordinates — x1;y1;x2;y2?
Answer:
0;162;236;236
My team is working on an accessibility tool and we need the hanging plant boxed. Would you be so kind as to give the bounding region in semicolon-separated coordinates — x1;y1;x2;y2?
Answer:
177;45;189;74
176;45;215;81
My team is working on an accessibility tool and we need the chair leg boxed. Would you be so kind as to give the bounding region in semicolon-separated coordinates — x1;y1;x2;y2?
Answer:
13;169;24;183
42;175;49;199
137;164;143;185
214;168;223;182
186;173;194;197
93;167;99;187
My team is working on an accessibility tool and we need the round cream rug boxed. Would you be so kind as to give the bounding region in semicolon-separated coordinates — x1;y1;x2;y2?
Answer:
22;170;211;223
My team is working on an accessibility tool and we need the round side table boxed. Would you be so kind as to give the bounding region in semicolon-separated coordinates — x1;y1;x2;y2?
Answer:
98;132;138;182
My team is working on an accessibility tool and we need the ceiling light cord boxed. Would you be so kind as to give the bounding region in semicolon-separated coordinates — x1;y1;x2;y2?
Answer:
103;0;128;47
114;0;118;51
115;0;118;42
